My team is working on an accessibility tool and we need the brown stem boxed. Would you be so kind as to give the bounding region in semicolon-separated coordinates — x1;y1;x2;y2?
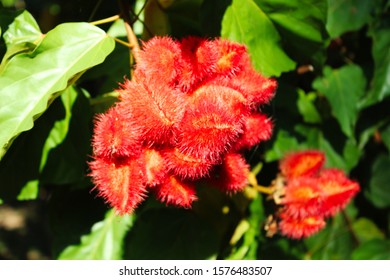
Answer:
118;0;141;67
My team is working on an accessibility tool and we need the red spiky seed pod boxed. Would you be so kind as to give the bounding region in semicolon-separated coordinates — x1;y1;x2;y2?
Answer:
162;148;215;180
118;76;186;146
136;36;183;86
318;168;360;217
233;113;273;151
278;213;326;239
280;150;325;179
213;153;250;193
281;176;323;219
154;175;198;208
92;106;142;159
89;156;147;215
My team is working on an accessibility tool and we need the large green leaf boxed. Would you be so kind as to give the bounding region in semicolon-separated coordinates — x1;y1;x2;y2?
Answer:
221;0;296;77
58;209;134;260
326;0;376;38
313;64;366;137
366;154;390;208
124;208;219;259
0;21;115;160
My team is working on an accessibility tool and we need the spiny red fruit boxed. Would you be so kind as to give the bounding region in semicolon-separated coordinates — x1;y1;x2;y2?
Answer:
279;213;326;239
155;176;197;208
277;150;360;239
213;153;250;193
280;150;325;179
318;168;360;217
92;106;142;159
118;75;186;146
89;36;277;214
136;36;183;85
89;156;147;215
282;176;323;219
233;113;273;151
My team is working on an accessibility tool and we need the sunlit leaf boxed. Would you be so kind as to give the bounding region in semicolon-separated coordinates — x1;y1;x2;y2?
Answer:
221;0;296;77
0;22;115;160
58;209;134;260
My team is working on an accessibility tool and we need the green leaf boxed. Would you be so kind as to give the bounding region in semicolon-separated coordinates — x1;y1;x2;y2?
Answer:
3;10;41;46
296;89;322;124
124;208;219;260
0;10;42;74
255;0;328;67
305;208;356;259
265;130;300;162
313;64;366;137
326;0;376;38
352;239;390;260
0;22;115;160
381;123;390;152
0;86;91;201
221;0;296;77
366;154;390;208
352;218;385;243
58;209;134;260
39;87;92;185
362;12;390;106
226;194;265;260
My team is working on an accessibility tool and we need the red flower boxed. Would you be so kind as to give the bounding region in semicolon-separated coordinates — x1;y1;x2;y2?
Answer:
154;175;197;208
280;150;325;179
279;213;326;239
89;156;147;214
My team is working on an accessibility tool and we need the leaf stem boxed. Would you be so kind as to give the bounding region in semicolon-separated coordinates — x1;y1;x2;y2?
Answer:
89;15;120;26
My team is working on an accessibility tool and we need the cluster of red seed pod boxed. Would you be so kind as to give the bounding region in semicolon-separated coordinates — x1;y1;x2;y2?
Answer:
275;150;360;239
89;36;277;214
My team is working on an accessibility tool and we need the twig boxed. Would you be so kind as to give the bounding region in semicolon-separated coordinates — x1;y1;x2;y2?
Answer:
118;0;141;65
89;15;120;26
